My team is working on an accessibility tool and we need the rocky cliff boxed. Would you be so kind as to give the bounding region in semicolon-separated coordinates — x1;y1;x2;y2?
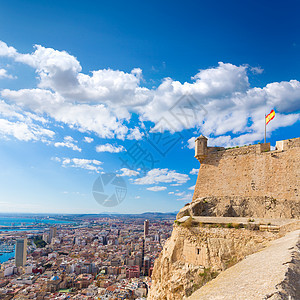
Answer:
148;224;277;299
188;230;300;300
148;137;300;299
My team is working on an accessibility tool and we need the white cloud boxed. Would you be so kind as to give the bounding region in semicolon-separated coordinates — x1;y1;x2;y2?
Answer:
188;185;196;190
0;100;54;142
169;189;193;201
53;157;102;172
177;192;193;201
146;186;167;192
175;192;185;196
135;196;141;199
250;66;264;74
96;143;125;153
118;168;140;177
190;168;199;175
0;40;299;147
264;80;300;113
2;88;130;140
0;68;15;79
83;136;94;143
0;118;54;141
0;100;26;120
134;168;190;185
0;41;17;57
54;136;82;152
127;127;144;140
187;137;196;149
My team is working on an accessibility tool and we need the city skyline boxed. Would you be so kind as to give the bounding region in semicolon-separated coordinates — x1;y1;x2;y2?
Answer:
0;0;299;213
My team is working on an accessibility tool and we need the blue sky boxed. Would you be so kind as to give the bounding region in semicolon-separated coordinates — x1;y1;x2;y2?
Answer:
0;0;299;214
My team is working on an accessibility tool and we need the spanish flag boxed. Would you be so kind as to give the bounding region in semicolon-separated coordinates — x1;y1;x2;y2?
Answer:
266;109;275;125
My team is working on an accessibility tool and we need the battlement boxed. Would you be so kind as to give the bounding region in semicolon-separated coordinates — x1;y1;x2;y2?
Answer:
195;136;300;163
275;137;300;151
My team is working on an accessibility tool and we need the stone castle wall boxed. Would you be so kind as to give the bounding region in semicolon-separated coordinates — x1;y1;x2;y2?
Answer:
193;138;300;212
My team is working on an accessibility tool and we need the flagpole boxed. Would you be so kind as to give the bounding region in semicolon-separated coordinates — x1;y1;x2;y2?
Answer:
264;114;266;143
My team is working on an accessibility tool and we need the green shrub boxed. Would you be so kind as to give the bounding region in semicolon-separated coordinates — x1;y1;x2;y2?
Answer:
199;267;219;282
174;220;180;226
182;217;196;228
233;223;242;229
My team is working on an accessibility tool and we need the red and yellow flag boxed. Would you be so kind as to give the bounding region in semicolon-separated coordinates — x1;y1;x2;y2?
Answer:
266;109;275;125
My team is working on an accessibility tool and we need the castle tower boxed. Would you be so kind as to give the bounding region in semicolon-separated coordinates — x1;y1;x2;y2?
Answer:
195;135;208;163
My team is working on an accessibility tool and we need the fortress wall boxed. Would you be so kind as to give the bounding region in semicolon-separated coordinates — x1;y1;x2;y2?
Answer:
193;138;300;204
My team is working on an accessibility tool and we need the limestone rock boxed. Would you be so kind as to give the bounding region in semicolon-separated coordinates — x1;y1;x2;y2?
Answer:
148;225;276;300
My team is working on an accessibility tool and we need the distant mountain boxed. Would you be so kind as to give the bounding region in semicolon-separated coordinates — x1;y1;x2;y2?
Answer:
0;211;178;220
69;211;178;220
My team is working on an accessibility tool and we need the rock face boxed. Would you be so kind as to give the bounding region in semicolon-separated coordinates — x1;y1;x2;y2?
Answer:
148;225;276;300
148;137;300;299
187;230;300;300
177;196;300;219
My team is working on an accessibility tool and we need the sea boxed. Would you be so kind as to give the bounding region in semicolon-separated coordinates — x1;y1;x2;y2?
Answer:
0;216;72;228
0;216;73;264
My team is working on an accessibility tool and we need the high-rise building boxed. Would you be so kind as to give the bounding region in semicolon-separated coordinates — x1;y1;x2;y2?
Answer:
49;227;57;242
154;234;161;243
102;235;108;245
144;256;150;276
144;220;149;238
15;238;27;267
141;238;145;268
42;233;50;244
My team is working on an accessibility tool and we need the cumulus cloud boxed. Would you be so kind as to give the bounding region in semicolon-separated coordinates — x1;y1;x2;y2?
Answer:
250;66;264;74
118;168;140;177
83;136;94;143
0;99;54;142
188;185;196;190
146;186;167;192
187;137;196;149
175;192;185;196
0;118;54;141
0;40;299;146
96;143;125;153
0;68;15;79
2;88;130;139
127;127;144;140
54;136;82;152
52;157;103;172
190;168;199;175
0;41;17;57
134;168;190;185
264;80;300;113
177;192;193;201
